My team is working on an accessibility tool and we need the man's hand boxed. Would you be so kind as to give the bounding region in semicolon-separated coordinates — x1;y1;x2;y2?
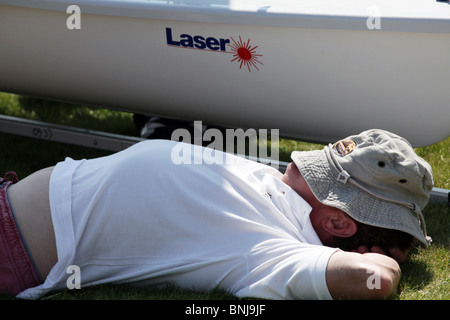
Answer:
353;245;409;263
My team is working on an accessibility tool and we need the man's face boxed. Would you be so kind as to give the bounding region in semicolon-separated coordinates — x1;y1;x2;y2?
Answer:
280;162;412;263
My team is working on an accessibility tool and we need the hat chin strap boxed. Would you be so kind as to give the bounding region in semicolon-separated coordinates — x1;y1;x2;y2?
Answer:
324;145;431;245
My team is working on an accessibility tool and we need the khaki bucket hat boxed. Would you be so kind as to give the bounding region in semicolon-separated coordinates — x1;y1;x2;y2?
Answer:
291;129;434;247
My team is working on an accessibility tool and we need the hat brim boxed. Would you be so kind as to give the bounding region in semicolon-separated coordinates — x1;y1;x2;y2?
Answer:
291;149;428;247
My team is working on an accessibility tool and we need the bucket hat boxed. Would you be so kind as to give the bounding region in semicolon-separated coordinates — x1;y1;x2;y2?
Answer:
291;129;434;247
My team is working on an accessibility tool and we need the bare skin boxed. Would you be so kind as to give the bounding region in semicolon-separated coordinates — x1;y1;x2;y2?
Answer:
7;167;57;280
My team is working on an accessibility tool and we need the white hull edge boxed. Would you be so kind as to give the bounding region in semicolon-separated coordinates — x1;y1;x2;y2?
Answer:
0;0;449;146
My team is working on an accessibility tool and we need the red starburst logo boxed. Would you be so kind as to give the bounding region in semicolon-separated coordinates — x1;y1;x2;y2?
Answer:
230;36;263;72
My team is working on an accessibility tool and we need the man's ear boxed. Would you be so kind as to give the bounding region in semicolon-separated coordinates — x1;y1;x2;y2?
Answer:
321;211;358;238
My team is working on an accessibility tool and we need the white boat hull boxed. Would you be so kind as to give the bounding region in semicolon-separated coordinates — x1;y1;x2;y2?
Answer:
0;0;449;146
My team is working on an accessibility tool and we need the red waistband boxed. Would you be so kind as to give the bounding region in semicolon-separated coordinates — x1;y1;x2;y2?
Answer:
0;176;42;296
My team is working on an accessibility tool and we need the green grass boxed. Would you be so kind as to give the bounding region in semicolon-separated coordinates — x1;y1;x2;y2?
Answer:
0;92;448;300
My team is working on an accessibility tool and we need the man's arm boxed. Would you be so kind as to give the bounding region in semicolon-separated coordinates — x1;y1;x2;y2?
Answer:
326;251;401;299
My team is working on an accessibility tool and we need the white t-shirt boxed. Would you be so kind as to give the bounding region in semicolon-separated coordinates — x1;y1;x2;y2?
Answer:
18;140;338;300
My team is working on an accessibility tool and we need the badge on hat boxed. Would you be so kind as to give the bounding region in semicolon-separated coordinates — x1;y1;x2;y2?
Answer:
332;139;357;157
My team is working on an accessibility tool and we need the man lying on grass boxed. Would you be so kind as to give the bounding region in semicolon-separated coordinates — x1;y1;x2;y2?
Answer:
0;129;433;299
